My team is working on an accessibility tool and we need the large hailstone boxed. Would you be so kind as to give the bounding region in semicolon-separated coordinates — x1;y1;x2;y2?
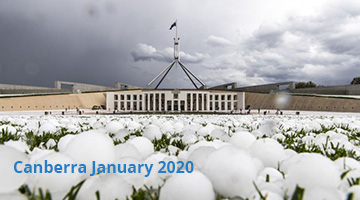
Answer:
77;174;132;200
114;143;142;161
57;134;76;152
39;122;57;134
284;153;341;194
62;130;115;177
0;145;29;193
105;121;124;134
229;131;256;150
127;137;154;159
27;152;81;195
159;170;215;200
203;146;258;198
143;125;162;140
250;138;287;168
348;185;360;200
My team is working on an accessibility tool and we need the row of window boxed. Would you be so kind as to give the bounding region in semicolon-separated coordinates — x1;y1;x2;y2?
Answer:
114;100;237;111
114;93;238;101
0;105;79;109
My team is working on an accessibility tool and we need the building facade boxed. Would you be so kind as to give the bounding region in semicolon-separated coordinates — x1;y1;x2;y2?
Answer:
106;90;245;113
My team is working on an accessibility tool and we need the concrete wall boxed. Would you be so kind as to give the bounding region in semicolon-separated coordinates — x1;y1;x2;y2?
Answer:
0;92;106;111
209;82;237;90
55;81;117;92
235;82;296;93
0;83;53;90
245;93;360;112
291;84;360;95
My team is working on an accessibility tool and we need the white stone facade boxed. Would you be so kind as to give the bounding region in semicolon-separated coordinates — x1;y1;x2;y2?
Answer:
106;90;245;113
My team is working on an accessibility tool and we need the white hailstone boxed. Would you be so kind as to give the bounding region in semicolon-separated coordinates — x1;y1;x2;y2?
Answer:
117;157;145;189
197;126;210;136
181;134;197;145
127;137;154;159
143;153;169;188
4;140;29;153
143;125;162;140
177;150;189;161
187;141;229;155
113;128;130;142
284;153;341;194
173;121;184;133
250;138;287;168
39;122;57;133
92;121;103;129
105;121;124;133
27;152;81;195
210;128;227;140
114;143;142;161
62;130;115;177
159;170;215;200
252;130;265;138
167;145;179;155
127;121;141;131
229;131;256;150
258;167;284;183
0;145;29;193
256;182;283;197
28;148;54;164
25;121;40;132
77;174;132;200
203;146;258;198
45;139;56;149
335;157;360;171
0;192;27;200
188;146;216;170
302;187;343;200
258;120;277;137
250;190;283;200
0;125;17;134
57;134;76;152
161;121;174;134
284;149;297;158
348;186;360;200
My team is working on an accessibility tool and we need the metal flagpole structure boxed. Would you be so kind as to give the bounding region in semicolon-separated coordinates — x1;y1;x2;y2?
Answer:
147;20;206;89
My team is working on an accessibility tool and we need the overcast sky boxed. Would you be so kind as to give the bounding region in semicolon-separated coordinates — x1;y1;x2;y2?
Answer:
0;0;360;89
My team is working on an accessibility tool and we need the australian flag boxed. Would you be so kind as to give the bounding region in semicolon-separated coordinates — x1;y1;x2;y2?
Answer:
169;21;177;30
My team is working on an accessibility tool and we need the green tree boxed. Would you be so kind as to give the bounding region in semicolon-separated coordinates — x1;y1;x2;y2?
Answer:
295;81;317;89
351;77;360;85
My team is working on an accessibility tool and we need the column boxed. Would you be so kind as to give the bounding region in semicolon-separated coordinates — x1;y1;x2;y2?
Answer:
153;93;156;111
190;94;193;111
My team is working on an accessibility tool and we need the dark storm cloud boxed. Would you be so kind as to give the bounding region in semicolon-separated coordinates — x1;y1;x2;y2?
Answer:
231;0;360;86
0;0;360;89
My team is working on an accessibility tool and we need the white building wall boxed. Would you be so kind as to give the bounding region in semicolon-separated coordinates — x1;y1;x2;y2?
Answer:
106;90;245;113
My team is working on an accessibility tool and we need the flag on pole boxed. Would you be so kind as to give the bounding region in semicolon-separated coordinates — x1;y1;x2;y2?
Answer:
169;20;177;30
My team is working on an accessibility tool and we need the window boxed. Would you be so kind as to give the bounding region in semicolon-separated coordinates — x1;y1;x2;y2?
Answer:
133;95;137;101
227;95;231;100
127;95;131;100
139;95;142;100
234;95;237;100
221;95;225;100
114;95;118;100
215;95;219;100
121;95;124;100
210;95;213;100
174;93;179;99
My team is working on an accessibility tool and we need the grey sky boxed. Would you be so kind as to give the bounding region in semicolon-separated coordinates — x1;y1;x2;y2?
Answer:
0;0;359;88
